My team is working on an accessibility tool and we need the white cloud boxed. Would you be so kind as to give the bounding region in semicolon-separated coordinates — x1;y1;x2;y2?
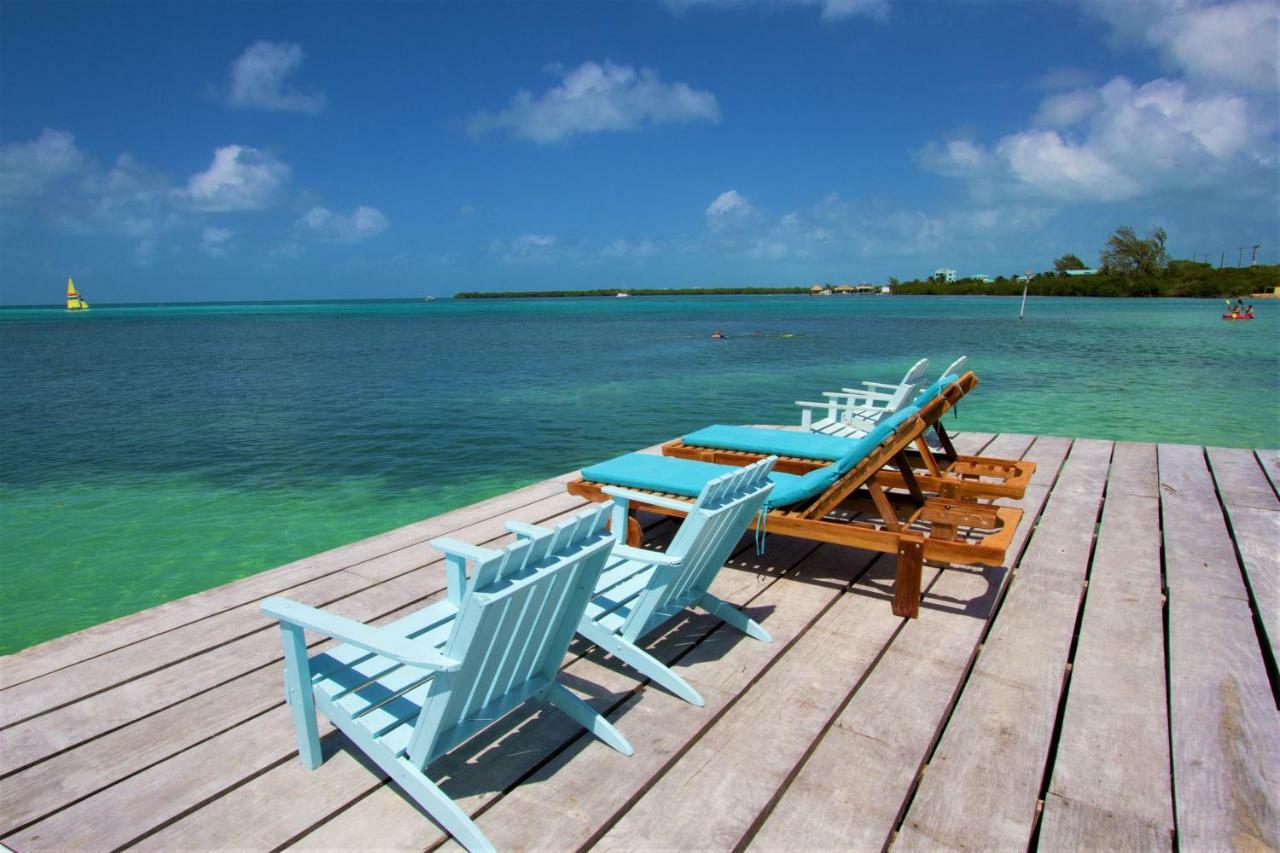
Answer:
667;0;887;21
1078;0;1279;92
295;205;390;242
179;145;290;212
226;41;327;113
201;227;234;256
705;189;764;233
922;75;1271;204
914;138;991;177
505;233;559;260
0;129;86;201
470;61;719;143
1032;89;1104;127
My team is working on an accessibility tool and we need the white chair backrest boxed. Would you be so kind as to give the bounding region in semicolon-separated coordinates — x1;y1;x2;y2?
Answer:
940;355;967;379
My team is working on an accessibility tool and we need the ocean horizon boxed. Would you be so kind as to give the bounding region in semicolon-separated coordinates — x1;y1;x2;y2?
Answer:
2;294;1276;653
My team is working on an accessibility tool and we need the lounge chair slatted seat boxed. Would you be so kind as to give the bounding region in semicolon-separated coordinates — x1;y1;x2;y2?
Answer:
261;502;632;853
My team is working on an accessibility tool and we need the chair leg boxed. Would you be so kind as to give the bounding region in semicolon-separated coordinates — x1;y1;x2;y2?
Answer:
391;759;497;853
578;620;705;706
893;536;925;618
278;623;322;769
698;592;772;643
545;682;635;757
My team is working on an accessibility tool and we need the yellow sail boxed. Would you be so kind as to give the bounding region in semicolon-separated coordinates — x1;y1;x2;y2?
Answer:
66;276;89;311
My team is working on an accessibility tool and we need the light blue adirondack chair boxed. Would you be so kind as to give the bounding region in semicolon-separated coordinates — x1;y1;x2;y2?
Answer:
815;356;969;438
523;456;775;707
260;502;632;853
797;357;930;434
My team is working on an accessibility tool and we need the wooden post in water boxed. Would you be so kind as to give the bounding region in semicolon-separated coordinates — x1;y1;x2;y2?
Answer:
1019;269;1031;321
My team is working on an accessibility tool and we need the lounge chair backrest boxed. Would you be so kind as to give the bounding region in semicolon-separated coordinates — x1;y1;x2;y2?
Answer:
879;357;931;412
408;502;616;766
620;457;774;641
940;356;967;379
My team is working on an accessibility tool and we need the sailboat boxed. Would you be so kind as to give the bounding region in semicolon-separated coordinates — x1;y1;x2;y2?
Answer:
66;277;90;311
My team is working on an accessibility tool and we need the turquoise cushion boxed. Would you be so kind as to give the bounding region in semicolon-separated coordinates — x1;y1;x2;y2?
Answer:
910;374;959;408
580;453;837;509
683;425;854;463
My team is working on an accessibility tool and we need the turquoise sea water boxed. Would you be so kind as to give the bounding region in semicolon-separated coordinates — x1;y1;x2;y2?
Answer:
2;295;1277;653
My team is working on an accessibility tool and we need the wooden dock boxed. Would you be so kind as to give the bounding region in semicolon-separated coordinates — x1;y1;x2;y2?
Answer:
2;433;1277;851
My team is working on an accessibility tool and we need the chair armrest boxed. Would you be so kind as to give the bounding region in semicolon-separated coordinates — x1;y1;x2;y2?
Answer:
611;543;683;567
430;538;502;605
860;381;900;391
261;597;461;671
505;520;545;540
601;485;694;513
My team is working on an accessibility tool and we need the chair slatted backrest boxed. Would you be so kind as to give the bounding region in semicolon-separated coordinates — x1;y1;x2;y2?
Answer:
620;458;775;642
407;503;615;767
803;400;936;520
854;357;931;418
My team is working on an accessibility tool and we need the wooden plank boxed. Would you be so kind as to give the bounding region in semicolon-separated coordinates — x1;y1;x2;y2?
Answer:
1039;794;1175;852
746;433;1057;851
1107;440;1159;498
129;536;856;852
1223;506;1280;667
1208;446;1280;511
892;439;1112;852
1160;443;1280;852
1039;442;1173;850
1206;446;1280;667
0;474;577;688
1256;448;1280;493
1158;443;1250;602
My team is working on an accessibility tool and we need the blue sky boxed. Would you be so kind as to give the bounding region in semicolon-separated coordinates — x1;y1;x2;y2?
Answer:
1;0;1276;303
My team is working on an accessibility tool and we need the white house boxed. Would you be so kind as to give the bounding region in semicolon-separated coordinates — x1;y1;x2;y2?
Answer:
933;268;957;282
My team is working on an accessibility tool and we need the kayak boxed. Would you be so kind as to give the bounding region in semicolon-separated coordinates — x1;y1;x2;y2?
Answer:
1222;313;1255;320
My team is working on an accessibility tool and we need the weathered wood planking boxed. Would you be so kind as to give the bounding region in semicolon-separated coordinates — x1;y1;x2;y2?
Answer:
1206;446;1280;668
0;473;578;688
892;438;1113;852
1255;448;1280;493
1039;442;1174;850
137;536;849;852
0;490;592;780
285;432;994;853
1159;443;1280;852
1;516;687;842
747;433;1055;852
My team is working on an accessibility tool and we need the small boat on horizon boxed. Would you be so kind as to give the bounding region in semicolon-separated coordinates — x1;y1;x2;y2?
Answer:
66;277;89;311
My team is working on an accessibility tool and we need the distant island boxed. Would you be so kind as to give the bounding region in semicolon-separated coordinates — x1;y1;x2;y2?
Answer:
456;264;1278;300
457;226;1278;301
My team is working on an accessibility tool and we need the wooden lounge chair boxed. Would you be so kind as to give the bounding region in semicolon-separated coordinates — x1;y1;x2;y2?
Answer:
567;397;1022;619
664;370;1035;502
796;357;930;433
260;503;632;853
519;457;775;707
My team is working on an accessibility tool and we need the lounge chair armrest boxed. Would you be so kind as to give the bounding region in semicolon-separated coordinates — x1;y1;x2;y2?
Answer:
860;381;900;391
601;485;695;513
505;520;545;540
430;538;503;604
610;543;683;567
260;597;461;671
835;388;894;402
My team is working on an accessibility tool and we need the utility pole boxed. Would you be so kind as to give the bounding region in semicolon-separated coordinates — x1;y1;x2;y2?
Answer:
1251;245;1260;266
1238;246;1245;266
1220;252;1225;268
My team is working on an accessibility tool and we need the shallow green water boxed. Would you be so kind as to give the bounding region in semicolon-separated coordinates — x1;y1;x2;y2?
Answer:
1;295;1276;652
